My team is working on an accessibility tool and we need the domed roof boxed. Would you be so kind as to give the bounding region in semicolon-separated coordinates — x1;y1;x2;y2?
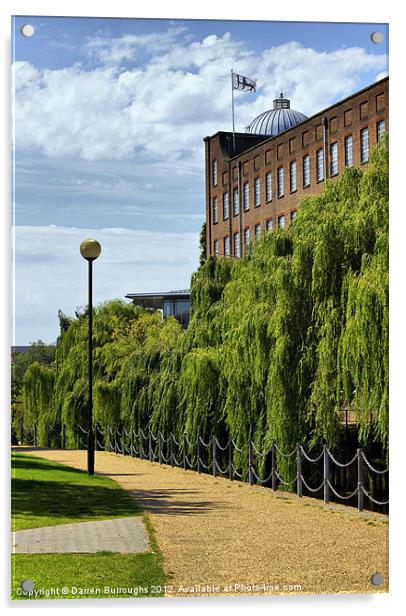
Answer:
246;93;308;136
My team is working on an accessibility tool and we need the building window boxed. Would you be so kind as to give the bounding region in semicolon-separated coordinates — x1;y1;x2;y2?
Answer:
302;131;309;148
233;189;239;216
233;232;241;258
266;219;273;232
316;148;324;181
213;197;218;224
213;239;219;255
277;167;284;198
266;172;272;202
330;142;338;176
290;211;297;221
344;109;353;127
360;128;369;163
223;192;229;220
255;223;261;240
344;135;353;167
278;215;285;229
254;177;261;207
303;155;310;187
213;159;218;186
360;101;368;119
244;227;251;246
224;235;230;256
164;300;190;327
290;160;297;192
329;116;338;134
376;93;385;112
243;182;250;211
377;120;385;143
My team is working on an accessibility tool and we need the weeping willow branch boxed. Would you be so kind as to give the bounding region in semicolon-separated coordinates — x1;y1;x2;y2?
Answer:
20;141;389;467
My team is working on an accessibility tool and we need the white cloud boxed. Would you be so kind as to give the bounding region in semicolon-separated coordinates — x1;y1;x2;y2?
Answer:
238;43;388;125
13;225;199;344
85;26;188;65
12;33;387;162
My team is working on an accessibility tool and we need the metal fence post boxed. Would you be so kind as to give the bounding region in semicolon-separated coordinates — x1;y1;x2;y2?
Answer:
228;439;233;481
115;428;118;455
131;429;134;457
357;448;364;512
139;430;143;459
47;425;51;448
95;427;98;452
197;437;201;473
271;440;277;491
148;429;152;462
159;432;163;465
33;425;36;448
323;445;330;504
248;440;254;486
183;434;187;470
213;437;217;477
297;444;302;497
77;427;80;450
62;425;66;449
170;433;174;467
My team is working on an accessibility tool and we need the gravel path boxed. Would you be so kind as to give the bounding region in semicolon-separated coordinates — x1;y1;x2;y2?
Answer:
21;448;388;597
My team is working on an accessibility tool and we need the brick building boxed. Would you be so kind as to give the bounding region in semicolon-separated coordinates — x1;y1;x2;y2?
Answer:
204;77;388;258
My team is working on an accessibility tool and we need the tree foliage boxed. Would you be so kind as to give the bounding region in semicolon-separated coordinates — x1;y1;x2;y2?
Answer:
11;341;56;442
19;142;389;467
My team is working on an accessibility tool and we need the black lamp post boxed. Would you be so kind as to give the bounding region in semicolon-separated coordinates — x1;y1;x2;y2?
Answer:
80;238;101;475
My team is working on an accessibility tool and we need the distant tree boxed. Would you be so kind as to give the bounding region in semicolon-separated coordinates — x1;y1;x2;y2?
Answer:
12;340;56;404
11;340;56;442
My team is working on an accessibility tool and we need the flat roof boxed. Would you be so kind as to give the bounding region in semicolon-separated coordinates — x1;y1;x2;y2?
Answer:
126;289;190;301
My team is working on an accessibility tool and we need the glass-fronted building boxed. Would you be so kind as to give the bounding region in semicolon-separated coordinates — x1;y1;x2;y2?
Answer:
125;289;191;328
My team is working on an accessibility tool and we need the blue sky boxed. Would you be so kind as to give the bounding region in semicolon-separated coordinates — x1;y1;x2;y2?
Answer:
12;16;388;344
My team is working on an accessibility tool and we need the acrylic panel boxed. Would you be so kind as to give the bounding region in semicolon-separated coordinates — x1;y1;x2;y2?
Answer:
11;15;389;601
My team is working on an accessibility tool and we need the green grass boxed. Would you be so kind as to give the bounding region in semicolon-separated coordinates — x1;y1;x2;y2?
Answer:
11;453;167;600
12;552;167;600
12;452;141;531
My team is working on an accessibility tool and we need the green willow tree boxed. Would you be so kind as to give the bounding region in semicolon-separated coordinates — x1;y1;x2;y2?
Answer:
20;140;389;472
22;362;55;445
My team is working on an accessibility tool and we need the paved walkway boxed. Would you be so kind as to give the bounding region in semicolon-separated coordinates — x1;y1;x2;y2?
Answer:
20;448;389;597
13;516;149;554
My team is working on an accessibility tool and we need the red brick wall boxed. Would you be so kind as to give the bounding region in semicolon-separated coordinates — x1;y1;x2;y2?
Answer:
205;77;388;257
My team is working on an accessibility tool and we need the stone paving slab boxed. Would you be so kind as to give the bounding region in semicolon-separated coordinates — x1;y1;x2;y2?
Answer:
13;517;149;554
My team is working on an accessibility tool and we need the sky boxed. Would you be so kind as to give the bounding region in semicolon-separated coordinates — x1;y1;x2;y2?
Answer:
11;16;388;345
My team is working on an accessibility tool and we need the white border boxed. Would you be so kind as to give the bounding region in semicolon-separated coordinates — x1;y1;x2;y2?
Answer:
1;1;404;614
